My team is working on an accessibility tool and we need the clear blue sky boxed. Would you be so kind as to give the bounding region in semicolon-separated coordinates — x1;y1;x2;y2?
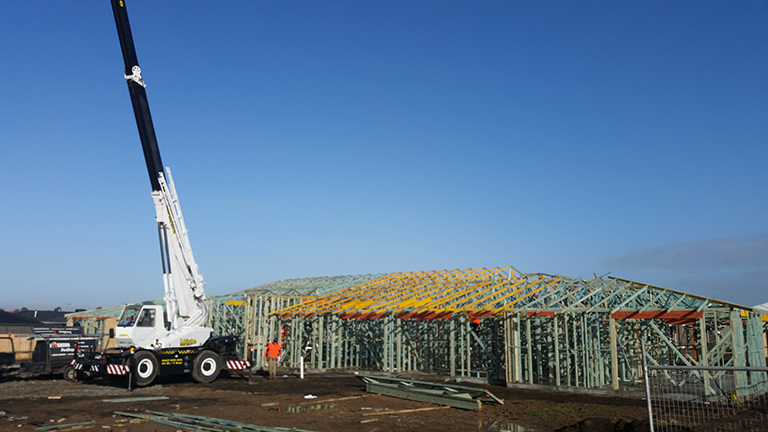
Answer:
1;1;766;311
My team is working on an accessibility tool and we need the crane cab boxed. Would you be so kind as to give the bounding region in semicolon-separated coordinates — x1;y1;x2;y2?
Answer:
116;304;212;350
116;305;167;349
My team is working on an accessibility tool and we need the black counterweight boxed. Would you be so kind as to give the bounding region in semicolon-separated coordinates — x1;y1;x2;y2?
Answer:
110;0;164;192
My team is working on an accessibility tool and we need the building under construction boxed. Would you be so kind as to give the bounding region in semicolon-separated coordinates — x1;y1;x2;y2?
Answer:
67;266;768;395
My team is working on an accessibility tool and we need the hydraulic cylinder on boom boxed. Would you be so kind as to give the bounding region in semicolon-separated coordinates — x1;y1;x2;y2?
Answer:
74;0;249;386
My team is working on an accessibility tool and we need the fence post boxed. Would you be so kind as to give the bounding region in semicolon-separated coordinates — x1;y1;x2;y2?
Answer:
698;316;711;396
730;310;746;398
641;334;654;432
610;317;619;391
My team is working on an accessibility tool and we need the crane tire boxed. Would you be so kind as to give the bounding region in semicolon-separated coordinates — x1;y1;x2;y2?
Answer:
192;350;221;383
134;351;159;387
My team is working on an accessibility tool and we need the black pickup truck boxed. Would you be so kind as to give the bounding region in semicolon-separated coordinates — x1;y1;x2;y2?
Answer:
20;336;99;381
1;331;100;381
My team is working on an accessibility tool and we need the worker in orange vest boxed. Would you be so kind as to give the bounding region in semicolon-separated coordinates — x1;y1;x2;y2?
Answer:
471;316;480;333
264;339;282;380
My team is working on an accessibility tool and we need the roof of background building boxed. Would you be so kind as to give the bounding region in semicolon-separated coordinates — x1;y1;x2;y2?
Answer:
0;310;42;325
0;311;44;335
0;325;41;335
14;309;70;325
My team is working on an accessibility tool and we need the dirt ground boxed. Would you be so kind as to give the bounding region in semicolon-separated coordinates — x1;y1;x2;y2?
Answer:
0;370;649;432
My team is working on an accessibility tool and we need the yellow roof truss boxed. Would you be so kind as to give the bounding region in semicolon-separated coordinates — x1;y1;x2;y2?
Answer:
274;267;562;319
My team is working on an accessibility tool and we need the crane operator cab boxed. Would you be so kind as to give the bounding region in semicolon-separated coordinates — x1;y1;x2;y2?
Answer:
116;304;212;350
116;305;166;349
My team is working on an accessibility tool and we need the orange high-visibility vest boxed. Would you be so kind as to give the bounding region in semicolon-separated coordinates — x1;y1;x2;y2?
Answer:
265;342;282;359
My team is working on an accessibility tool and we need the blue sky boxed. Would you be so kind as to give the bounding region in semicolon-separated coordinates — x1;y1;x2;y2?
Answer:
1;1;766;311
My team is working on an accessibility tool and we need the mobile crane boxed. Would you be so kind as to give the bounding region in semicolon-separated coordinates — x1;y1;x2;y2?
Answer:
74;0;249;386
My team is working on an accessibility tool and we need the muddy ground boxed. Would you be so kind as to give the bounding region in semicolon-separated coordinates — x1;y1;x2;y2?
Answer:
0;370;649;432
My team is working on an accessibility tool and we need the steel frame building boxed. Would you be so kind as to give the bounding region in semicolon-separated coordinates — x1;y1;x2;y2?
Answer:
68;268;768;394
271;268;768;394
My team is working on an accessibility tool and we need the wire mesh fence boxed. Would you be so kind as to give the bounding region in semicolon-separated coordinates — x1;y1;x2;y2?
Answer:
644;362;768;431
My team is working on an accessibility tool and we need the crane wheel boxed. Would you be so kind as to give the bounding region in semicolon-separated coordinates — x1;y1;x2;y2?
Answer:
134;351;159;386
192;350;221;383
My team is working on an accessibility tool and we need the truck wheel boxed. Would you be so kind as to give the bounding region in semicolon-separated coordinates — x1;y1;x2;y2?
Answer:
134;351;158;386
63;365;78;382
192;350;221;383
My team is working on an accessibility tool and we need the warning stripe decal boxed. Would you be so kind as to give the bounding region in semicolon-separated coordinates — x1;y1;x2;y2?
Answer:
73;362;127;375
106;364;130;375
226;360;250;370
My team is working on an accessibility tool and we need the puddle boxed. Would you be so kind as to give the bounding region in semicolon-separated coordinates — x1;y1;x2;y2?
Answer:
462;419;533;431
286;403;335;413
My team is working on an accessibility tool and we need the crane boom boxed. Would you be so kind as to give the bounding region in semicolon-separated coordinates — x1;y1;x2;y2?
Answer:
109;0;208;337
110;0;164;191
